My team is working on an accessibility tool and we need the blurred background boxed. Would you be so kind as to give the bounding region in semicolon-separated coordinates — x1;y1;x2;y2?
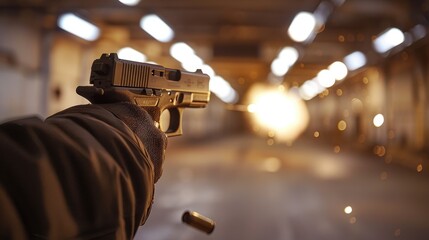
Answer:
1;0;429;239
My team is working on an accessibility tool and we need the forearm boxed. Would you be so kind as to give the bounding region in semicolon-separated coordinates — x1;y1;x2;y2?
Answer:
0;104;155;239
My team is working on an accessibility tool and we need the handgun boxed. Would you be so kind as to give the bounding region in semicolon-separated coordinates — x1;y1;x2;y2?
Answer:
76;53;210;137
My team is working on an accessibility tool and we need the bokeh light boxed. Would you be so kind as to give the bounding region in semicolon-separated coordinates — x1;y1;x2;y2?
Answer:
140;14;174;42
373;114;385;127
314;131;320;138
338;120;347;131
246;84;309;143
417;164;423;173
317;69;336;88
343;51;367;71
373;28;405;53
118;47;147;62
58;13;100;41
288;12;317;42
334;145;341;153
118;0;140;6
344;206;353;214
328;61;348;80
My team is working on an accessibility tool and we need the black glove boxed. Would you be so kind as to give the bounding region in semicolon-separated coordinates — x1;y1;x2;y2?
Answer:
103;103;166;182
77;86;167;182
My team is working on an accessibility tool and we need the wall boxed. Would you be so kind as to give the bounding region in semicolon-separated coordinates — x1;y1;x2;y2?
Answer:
0;14;45;121
306;44;429;152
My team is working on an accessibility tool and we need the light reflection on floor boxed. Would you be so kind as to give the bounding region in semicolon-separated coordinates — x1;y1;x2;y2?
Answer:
135;134;429;240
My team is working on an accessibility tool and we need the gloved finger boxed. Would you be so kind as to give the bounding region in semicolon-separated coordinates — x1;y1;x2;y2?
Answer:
76;86;135;104
101;103;167;182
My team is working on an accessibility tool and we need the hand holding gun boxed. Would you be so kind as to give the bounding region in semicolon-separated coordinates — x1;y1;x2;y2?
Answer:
77;53;210;137
77;53;215;234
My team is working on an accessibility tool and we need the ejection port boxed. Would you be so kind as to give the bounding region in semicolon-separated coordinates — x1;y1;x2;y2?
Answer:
167;69;181;81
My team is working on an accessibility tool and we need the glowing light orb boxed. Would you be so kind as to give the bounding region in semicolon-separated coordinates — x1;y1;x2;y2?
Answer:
344;206;353;214
246;84;310;143
337;120;347;131
373;114;384;127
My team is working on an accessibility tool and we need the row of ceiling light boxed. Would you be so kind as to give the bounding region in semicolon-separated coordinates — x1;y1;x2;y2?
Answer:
56;0;427;104
271;0;427;101
56;1;238;104
297;26;426;101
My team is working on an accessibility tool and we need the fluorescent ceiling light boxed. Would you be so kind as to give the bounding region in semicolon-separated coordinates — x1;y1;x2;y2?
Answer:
316;69;335;88
278;47;299;66
201;64;215;79
118;0;141;6
270;46;298;77
328;61;348;81
299;80;324;100
169;42;237;102
271;58;290;77
170;42;204;71
170;42;195;62
140;14;174;42
58;13;100;41
118;47;147;62
288;12;316;42
373;28;405;53
279;47;299;66
343;51;366;71
181;55;204;72
210;76;238;103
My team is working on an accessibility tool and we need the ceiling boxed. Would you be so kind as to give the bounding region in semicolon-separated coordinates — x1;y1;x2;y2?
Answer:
1;0;428;97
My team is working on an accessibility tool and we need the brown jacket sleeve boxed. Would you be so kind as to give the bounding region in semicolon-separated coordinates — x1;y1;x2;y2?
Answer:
0;104;160;239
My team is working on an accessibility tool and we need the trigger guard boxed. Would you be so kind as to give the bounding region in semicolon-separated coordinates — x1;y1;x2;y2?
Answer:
166;108;181;134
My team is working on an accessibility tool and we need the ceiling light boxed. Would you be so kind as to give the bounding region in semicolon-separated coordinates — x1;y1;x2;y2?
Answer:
118;47;147;62
299;80;323;100
316;69;335;88
57;13;100;41
118;0;141;6
271;58;290;77
170;42;237;103
288;12;316;42
270;46;299;77
140;14;174;42
181;55;204;72
343;51;366;71
328;61;348;80
210;76;238;103
278;46;299;66
373;114;384;127
373;28;405;53
201;64;215;79
170;42;195;62
170;42;204;71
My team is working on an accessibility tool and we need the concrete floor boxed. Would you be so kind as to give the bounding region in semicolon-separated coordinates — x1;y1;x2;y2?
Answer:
135;135;429;240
